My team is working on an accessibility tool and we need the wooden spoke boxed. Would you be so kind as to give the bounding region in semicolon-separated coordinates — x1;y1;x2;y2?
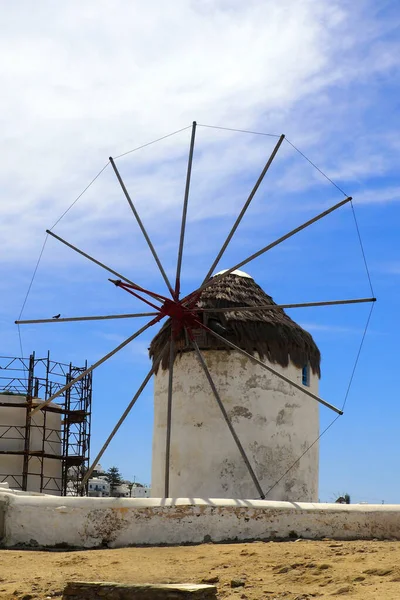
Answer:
203;134;285;283
30;317;161;416
109;157;174;296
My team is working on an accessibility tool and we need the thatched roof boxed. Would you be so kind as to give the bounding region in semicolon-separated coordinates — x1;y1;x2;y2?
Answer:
149;271;321;377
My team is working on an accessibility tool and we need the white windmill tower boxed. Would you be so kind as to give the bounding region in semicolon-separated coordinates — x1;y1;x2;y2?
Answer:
150;268;321;501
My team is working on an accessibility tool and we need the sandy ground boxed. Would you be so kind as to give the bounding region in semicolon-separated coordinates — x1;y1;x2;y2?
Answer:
1;540;400;600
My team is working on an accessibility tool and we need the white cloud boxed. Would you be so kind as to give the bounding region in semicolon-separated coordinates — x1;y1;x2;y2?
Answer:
299;322;365;335
0;0;398;328
1;0;390;260
354;186;400;205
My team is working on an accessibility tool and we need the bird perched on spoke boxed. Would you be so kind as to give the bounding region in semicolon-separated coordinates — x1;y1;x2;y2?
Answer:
52;314;61;319
207;318;229;336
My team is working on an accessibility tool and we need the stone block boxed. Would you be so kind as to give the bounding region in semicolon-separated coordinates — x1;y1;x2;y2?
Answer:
63;581;218;600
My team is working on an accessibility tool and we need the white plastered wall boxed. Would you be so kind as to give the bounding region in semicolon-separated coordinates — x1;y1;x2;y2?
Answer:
152;351;319;501
0;395;62;494
1;494;400;548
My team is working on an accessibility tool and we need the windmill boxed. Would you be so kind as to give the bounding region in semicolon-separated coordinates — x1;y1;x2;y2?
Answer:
16;122;375;498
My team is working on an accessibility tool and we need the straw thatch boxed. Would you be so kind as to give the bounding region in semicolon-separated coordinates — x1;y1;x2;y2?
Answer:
149;273;321;377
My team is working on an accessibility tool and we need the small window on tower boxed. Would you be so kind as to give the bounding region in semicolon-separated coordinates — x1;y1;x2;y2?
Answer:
302;364;310;387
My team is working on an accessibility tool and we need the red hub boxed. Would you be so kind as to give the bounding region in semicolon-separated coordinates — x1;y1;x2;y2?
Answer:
159;299;199;338
110;279;200;339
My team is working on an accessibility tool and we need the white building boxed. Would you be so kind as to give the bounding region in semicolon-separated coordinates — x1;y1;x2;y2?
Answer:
86;468;151;498
130;483;151;498
150;270;321;502
112;483;130;497
91;463;105;476
87;477;110;497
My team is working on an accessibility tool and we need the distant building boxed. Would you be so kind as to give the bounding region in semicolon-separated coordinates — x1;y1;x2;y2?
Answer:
130;483;151;498
85;465;151;498
112;483;130;498
88;477;110;497
91;463;105;477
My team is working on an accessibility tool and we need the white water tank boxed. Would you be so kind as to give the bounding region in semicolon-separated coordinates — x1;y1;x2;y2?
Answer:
150;271;321;502
0;394;63;495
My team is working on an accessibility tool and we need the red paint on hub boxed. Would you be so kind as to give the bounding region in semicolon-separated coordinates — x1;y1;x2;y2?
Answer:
160;299;200;338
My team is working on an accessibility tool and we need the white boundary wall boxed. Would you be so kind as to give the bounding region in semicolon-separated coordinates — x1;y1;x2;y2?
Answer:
1;493;400;548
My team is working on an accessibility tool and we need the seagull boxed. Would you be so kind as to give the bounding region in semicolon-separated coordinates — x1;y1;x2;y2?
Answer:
52;314;61;319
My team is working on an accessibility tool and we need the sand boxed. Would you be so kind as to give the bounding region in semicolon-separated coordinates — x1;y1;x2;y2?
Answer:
1;540;400;599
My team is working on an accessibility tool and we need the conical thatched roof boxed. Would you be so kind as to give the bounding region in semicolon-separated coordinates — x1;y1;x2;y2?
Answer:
149;270;321;377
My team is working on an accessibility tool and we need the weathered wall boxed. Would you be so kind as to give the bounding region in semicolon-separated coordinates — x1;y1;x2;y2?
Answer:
2;494;400;549
152;351;319;501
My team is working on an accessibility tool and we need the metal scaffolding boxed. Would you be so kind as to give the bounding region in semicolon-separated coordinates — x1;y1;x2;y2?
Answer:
0;351;92;495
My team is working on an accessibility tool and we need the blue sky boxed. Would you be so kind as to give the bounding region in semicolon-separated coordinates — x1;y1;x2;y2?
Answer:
1;0;400;502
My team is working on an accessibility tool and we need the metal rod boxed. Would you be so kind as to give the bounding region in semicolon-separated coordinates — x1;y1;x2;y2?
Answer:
175;121;197;298
196;320;343;415
22;353;35;491
16;312;159;325
30;317;161;416
191;338;265;499
80;340;169;490
183;196;352;303
203;134;285;283
197;297;376;313
113;281;163;311
46;229;163;298
113;280;171;304
109;156;175;297
164;334;175;497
